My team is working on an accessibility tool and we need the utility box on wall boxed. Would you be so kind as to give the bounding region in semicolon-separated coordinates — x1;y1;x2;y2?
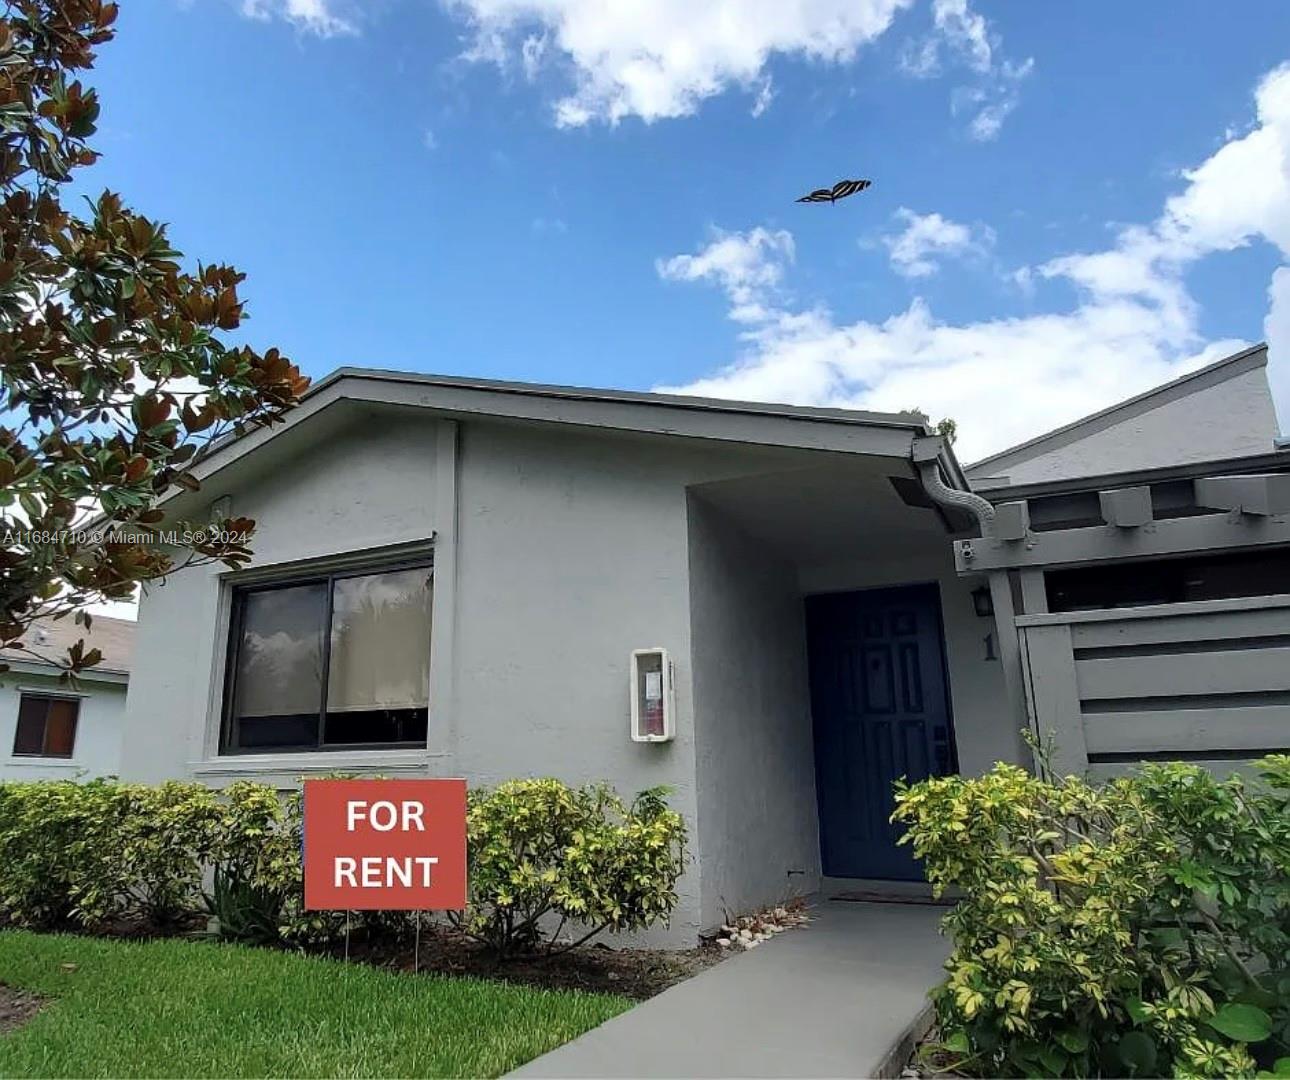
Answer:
630;648;675;743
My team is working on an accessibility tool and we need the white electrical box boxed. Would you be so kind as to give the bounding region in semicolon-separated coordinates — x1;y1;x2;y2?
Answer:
630;648;675;743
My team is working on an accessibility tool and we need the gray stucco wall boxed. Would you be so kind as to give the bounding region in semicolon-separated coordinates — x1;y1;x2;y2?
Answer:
120;413;442;785
0;671;127;781
445;420;710;943
120;410;843;944
686;495;820;931
984;364;1278;486
119;403;1022;945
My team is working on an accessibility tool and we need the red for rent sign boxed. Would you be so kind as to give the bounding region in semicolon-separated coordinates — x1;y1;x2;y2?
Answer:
303;778;467;911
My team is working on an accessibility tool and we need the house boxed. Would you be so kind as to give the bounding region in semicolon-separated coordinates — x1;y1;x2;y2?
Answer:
956;343;1290;780
1;614;135;780
117;342;1289;944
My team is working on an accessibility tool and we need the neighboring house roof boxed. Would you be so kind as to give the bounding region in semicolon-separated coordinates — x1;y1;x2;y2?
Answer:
971;445;1290;502
0;614;136;679
966;343;1280;487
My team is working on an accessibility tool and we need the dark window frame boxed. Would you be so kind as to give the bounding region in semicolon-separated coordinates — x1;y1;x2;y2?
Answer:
220;558;434;755
12;692;81;758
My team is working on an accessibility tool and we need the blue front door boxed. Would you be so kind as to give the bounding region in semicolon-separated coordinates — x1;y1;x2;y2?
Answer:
806;584;957;881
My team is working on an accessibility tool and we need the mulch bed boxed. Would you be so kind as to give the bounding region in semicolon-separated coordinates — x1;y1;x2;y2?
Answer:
336;925;726;1000
0;983;45;1036
901;1019;966;1078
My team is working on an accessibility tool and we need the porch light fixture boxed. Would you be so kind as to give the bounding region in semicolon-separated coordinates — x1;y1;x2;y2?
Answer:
971;585;994;618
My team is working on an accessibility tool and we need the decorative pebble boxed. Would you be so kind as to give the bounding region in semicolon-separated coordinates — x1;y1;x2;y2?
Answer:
712;902;812;950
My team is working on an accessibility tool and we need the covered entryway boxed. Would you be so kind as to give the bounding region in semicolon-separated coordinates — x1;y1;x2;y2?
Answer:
685;455;1013;929
806;584;957;881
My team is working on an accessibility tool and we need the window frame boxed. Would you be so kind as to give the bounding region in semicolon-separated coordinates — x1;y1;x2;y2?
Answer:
219;558;434;755
12;691;81;758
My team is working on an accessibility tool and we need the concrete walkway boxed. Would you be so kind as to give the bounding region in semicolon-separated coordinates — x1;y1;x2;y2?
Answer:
513;901;951;1079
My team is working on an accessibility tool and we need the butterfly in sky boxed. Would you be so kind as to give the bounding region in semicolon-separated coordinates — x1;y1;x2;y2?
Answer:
795;178;872;204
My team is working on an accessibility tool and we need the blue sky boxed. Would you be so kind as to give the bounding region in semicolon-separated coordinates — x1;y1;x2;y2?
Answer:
87;1;1290;463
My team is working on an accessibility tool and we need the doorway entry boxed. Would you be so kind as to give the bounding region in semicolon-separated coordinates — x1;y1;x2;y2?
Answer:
805;583;958;881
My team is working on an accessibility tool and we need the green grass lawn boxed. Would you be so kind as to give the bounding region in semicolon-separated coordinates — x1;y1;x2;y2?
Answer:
0;931;632;1078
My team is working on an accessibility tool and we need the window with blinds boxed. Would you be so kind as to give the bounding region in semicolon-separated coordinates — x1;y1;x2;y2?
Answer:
13;693;80;757
221;563;433;753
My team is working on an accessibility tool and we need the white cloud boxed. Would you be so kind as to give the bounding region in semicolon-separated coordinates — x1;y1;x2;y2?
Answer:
926;0;993;73
751;78;775;118
239;0;355;35
883;208;993;277
521;32;549;79
904;0;1032;140
444;0;915;126
657;227;795;325
656;62;1290;459
959;58;1032;141
423;128;439;150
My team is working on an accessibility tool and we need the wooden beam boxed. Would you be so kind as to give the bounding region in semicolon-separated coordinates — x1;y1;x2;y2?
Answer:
1016;622;1087;776
954;509;1290;572
986;570;1034;768
994;500;1030;541
1194;473;1290;516
1018;569;1048;614
1098;486;1153;527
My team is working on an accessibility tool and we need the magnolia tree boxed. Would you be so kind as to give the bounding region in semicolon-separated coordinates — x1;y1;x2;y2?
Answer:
0;1;309;673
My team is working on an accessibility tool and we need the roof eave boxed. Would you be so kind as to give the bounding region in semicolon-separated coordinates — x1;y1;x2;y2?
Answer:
152;367;949;505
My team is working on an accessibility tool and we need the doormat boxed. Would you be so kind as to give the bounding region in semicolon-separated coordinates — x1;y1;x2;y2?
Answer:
829;890;954;907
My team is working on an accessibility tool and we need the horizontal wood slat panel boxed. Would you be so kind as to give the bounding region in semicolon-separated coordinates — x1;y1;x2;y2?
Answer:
1086;759;1262;783
1083;706;1290;754
1071;608;1290;650
1076;647;1290;700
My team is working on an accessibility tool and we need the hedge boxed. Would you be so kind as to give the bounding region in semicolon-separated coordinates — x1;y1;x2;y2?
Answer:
0;776;686;956
893;755;1290;1078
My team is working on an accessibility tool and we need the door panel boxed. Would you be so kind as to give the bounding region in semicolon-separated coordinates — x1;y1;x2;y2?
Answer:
806;583;957;881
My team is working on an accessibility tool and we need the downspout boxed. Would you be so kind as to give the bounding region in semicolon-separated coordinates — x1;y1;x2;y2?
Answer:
910;435;1034;770
910;436;996;537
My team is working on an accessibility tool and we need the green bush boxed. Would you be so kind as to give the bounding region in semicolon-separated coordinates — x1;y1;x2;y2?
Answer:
226;784;351;948
0;778;120;928
117;782;223;927
202;781;297;946
0;779;240;930
893;756;1290;1078
448;779;687;959
0;776;687;959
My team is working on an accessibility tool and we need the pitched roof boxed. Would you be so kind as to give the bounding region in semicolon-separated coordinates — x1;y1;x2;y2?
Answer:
155;365;973;500
965;343;1271;479
0;613;136;677
312;366;933;432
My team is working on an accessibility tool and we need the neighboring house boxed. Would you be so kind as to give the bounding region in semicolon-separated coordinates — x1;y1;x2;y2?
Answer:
960;343;1290;780
1;615;135;780
118;342;1289;945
